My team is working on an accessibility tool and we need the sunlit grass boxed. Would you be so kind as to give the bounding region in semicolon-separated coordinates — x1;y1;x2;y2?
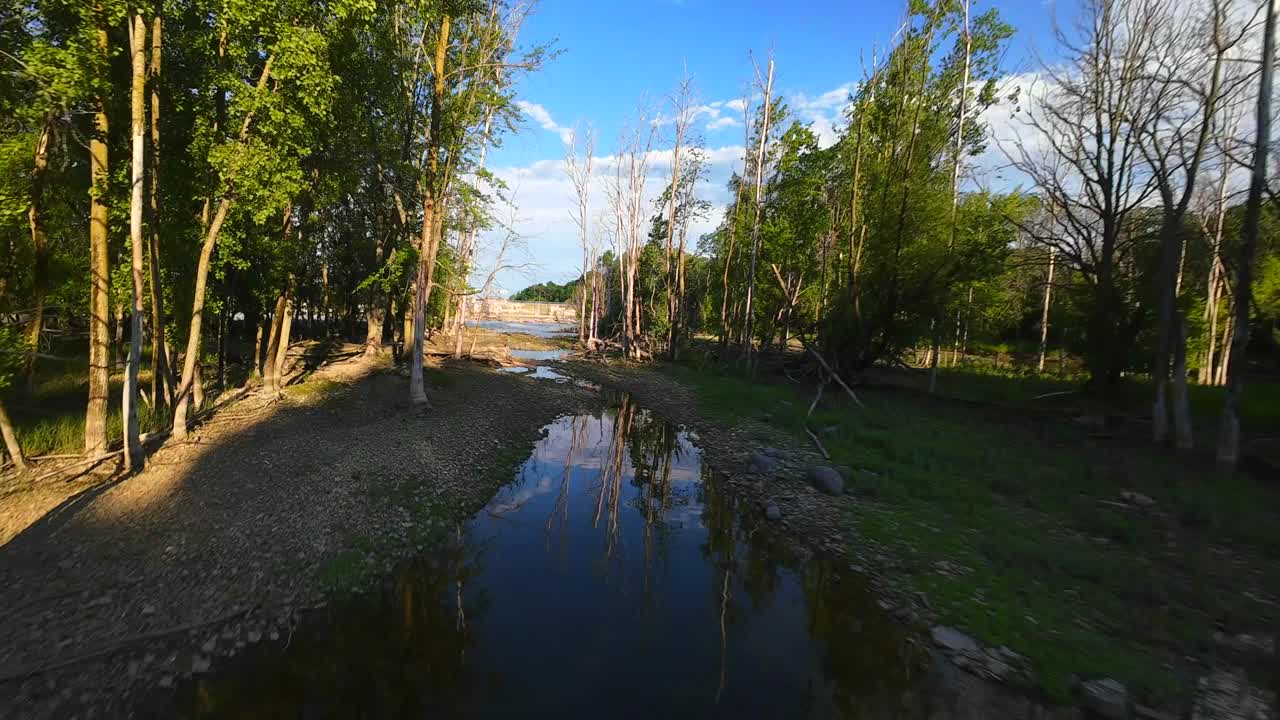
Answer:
671;363;1280;706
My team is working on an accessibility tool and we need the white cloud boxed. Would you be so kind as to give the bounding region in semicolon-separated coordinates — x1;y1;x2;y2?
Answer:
515;100;573;145
706;116;741;132
724;98;747;113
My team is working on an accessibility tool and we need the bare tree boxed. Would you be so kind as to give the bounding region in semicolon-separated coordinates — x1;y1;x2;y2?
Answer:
664;68;695;360
1004;0;1163;387
1218;0;1275;466
565;125;595;347
742;52;775;368
608;105;657;359
1142;0;1253;449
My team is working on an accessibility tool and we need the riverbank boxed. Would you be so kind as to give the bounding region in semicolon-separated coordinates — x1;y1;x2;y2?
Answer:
563;359;1280;717
0;351;600;718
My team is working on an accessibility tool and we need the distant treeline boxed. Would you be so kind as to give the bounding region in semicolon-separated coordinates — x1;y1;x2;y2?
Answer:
511;279;581;303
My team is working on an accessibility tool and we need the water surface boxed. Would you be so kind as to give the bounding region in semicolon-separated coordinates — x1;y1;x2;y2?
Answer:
468;320;574;339
166;396;930;718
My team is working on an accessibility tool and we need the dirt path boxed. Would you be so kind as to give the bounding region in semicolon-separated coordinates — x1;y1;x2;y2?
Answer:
0;353;599;718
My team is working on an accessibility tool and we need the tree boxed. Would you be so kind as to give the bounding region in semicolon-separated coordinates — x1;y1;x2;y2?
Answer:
1218;0;1276;466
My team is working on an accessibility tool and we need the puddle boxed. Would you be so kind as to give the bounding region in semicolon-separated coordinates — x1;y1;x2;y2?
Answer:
498;365;530;374
162;395;933;718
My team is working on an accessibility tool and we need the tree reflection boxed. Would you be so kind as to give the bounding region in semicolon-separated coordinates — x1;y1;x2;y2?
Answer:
172;528;486;719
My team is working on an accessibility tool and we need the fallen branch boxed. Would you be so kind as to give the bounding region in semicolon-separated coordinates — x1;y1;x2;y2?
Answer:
0;606;250;683
800;343;865;409
1032;390;1077;401
807;371;827;418
27;450;123;485
804;424;830;460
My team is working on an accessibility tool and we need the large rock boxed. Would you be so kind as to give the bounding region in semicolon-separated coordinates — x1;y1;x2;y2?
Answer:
931;625;980;654
748;451;779;475
764;504;782;522
1081;677;1131;720
808;466;845;496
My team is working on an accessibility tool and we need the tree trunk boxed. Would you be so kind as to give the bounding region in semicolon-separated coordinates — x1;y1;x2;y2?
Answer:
930;0;972;395
24;118;52;393
146;9;171;409
172;53;274;439
366;306;386;356
85;16;112;455
122;10;147;471
742;57;774;366
263;291;287;394
1218;0;1274;466
410;13;451;407
0;400;25;472
1038;249;1055;373
274;288;294;388
1171;315;1192;450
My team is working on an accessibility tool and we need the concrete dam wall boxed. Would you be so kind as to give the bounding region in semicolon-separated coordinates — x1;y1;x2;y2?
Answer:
465;297;578;324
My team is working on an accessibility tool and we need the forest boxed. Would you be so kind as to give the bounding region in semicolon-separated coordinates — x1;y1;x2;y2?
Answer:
2;0;1280;715
1;0;1277;472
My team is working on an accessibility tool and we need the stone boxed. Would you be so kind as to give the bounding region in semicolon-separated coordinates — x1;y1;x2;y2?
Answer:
748;452;779;475
1192;667;1275;720
984;655;1012;680
808;466;844;495
157;675;174;689
930;626;980;655
1120;490;1156;507
192;655;211;673
140;604;156;617
1081;677;1131;720
764;504;782;522
1134;706;1178;720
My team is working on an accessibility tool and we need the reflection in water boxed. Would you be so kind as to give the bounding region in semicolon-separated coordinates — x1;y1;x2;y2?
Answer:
165;395;938;718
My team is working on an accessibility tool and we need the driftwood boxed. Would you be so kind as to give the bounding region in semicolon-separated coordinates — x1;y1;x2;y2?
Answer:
804;424;831;460
0;606;250;683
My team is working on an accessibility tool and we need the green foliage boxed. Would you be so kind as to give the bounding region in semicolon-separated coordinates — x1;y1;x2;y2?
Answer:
510;279;579;302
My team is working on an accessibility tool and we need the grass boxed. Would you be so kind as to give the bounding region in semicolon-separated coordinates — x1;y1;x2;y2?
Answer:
7;352;175;456
671;363;1280;708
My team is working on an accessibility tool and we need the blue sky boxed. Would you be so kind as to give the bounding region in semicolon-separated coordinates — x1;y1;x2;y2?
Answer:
478;0;1076;294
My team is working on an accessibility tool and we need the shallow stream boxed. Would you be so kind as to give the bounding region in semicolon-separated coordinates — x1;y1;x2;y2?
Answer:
165;394;938;718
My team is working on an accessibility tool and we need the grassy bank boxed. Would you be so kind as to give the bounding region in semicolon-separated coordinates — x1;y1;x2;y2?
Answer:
671;364;1280;706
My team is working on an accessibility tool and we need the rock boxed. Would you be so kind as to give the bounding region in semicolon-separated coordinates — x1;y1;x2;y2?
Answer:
1081;677;1131;720
931;626;980;655
765;505;782;522
1134;705;1178;720
762;447;785;458
200;637;216;653
1192;667;1275;720
157;675;174;689
1212;632;1276;658
748;452;779;475
140;604;156;617
192;655;211;673
248;629;262;643
984;655;1012;680
1120;490;1156;507
914;591;932;610
808;466;844;495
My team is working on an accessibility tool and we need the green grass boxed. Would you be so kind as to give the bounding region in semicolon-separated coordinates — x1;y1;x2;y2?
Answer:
671;364;1280;707
7;354;174;456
